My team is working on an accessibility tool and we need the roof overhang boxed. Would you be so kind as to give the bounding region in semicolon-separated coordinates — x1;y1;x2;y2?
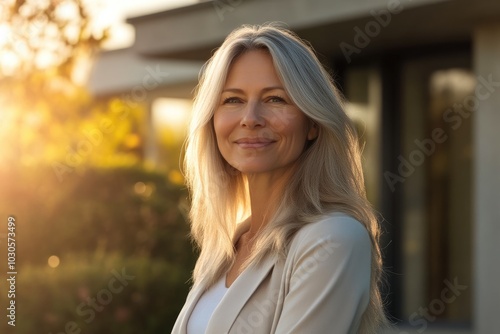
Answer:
88;47;203;97
126;0;500;62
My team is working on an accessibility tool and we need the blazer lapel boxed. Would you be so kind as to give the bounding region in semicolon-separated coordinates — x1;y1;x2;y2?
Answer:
207;253;277;333
173;281;208;334
173;220;253;334
175;219;276;334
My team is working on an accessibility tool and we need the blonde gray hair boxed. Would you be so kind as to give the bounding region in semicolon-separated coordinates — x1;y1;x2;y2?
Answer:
183;23;389;332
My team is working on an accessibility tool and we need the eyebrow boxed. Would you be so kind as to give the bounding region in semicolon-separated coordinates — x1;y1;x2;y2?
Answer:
221;86;286;93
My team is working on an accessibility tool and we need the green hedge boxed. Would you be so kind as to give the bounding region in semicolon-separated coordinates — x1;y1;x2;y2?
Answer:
1;254;191;333
1;165;196;266
0;165;197;333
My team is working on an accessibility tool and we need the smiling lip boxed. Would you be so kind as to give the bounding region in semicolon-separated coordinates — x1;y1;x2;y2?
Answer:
234;138;276;148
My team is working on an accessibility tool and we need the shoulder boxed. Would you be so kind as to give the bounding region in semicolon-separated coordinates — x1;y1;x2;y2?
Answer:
294;212;371;247
288;212;371;260
273;213;372;334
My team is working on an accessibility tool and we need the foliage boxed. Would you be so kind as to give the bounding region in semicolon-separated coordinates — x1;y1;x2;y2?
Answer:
0;1;134;174
0;165;196;333
0;253;191;333
0;2;195;333
1;83;145;173
0;0;107;79
1;164;194;267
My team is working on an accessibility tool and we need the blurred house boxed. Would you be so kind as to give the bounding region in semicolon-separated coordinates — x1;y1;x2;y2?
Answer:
88;0;500;332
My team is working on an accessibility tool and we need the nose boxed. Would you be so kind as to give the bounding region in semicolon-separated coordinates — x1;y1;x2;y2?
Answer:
240;101;265;128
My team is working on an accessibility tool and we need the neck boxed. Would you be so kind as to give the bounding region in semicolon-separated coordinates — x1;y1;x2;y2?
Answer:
244;168;293;238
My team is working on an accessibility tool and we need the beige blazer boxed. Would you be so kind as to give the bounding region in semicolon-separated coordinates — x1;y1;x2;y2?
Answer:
172;212;371;334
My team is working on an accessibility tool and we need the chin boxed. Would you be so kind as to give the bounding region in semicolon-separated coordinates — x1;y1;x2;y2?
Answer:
230;163;272;174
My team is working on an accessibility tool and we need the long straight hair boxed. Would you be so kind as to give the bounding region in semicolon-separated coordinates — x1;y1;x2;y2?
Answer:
183;23;389;332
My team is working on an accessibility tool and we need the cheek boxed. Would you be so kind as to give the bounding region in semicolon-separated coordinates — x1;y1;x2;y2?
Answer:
267;107;308;133
213;113;236;157
269;112;309;140
213;113;230;140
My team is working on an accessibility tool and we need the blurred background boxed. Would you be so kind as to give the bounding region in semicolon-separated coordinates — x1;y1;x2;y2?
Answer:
0;0;499;333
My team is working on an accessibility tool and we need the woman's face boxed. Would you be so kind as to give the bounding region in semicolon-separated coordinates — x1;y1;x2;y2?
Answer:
213;50;317;175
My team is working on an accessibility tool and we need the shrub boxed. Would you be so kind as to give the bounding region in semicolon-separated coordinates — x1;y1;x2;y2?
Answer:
0;253;191;333
0;165;197;333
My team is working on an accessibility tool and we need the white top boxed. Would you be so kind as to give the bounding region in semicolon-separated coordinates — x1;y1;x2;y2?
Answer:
186;275;228;334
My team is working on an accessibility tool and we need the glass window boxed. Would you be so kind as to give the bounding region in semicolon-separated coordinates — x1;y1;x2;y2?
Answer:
344;66;382;209
343;53;472;328
400;56;472;326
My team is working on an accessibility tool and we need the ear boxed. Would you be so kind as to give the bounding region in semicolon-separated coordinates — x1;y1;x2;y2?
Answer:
307;121;319;140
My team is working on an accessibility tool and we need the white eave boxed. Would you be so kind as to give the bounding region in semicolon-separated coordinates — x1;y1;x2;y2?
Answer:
126;0;500;60
88;47;203;97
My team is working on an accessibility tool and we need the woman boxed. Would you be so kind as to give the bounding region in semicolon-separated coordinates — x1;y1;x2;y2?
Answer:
172;23;389;333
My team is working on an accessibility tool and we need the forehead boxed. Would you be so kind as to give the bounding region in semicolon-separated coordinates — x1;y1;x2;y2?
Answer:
224;50;283;88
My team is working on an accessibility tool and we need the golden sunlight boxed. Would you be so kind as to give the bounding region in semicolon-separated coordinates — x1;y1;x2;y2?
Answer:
0;105;17;160
48;255;60;268
0;23;9;44
152;98;191;134
0;50;20;75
